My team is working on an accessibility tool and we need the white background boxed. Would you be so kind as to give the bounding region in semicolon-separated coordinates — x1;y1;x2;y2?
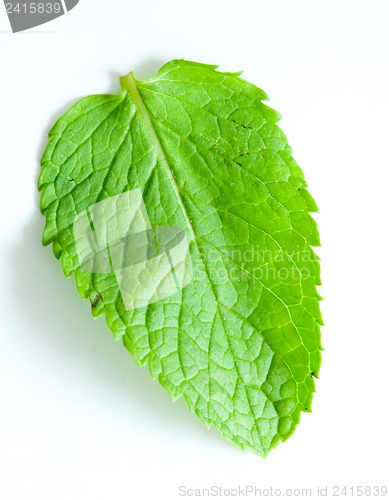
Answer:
1;1;388;499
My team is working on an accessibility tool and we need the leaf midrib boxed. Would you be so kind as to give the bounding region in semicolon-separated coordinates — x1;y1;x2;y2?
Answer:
120;72;299;435
124;83;310;367
120;72;195;241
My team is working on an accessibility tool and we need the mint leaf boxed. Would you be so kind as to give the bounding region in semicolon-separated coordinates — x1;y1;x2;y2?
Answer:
39;60;323;457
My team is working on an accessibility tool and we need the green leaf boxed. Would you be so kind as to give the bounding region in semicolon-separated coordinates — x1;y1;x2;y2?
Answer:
39;59;323;457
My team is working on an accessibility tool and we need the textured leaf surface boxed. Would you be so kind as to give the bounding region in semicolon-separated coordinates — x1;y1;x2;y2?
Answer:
39;60;323;456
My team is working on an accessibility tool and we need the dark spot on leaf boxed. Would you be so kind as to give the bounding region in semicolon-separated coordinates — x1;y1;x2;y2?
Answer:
231;119;252;130
91;293;102;309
